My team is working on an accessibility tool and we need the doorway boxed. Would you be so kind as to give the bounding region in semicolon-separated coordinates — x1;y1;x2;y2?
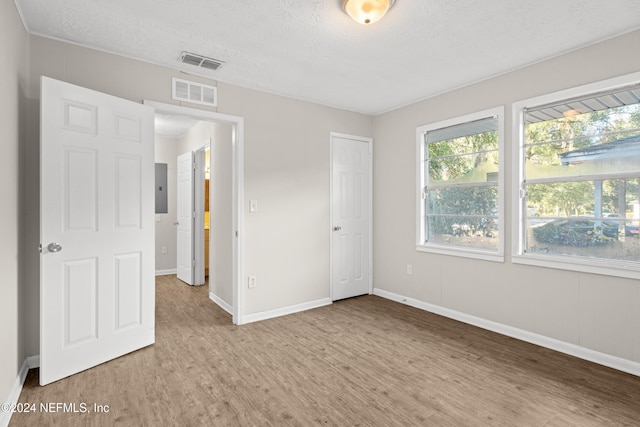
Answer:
146;101;245;325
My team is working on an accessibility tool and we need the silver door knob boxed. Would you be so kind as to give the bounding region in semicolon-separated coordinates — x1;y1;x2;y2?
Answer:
47;242;63;253
333;226;342;231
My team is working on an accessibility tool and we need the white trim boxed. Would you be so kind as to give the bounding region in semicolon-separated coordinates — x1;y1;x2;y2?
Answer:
242;298;332;324
373;288;640;378
512;254;640;280
144;100;245;325
209;292;233;316
329;132;374;301
416;106;505;260
416;245;504;263
155;269;177;276
1;357;39;427
512;71;640;279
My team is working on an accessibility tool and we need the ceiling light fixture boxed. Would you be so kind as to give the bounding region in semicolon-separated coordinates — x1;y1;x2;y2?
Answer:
343;0;395;25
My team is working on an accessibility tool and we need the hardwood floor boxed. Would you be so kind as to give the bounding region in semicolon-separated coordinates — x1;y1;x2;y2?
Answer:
11;275;640;426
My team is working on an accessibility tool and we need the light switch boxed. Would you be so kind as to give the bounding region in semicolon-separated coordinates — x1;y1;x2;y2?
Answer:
250;200;258;212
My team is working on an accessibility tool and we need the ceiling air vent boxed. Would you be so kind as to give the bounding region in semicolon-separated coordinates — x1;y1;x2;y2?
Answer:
172;77;218;107
179;51;224;71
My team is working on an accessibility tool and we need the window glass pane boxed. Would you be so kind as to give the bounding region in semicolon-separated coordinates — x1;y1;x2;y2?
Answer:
423;113;500;253
525;180;640;260
426;215;498;250
428;186;498;216
522;84;640;265
525;104;640;180
428;150;499;185
525;142;639;180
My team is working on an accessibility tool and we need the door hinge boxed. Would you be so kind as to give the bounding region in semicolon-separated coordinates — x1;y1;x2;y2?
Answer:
38;244;43;253
193;259;197;267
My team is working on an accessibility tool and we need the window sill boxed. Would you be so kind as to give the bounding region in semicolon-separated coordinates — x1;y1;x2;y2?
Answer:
417;244;504;263
512;253;640;280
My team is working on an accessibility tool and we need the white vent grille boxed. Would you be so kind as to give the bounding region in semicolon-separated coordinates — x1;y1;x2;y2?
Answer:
172;78;218;107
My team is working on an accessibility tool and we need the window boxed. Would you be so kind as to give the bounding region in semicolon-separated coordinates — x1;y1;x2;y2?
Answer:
516;76;640;276
417;107;504;260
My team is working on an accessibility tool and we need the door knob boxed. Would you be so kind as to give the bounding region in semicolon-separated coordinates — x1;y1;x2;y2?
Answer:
47;242;63;253
333;226;342;231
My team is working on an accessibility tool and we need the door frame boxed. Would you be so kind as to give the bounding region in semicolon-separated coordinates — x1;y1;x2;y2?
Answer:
329;132;373;301
146;101;245;325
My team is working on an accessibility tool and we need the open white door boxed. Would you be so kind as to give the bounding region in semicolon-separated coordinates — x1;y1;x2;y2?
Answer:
40;77;155;385
177;151;194;285
193;145;208;286
330;133;372;301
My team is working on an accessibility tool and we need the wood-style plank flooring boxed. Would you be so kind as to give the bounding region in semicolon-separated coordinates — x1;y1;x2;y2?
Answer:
11;275;640;426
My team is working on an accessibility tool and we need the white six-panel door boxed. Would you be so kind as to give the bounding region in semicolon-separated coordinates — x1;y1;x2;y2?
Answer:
40;77;155;385
331;133;372;301
177;151;194;285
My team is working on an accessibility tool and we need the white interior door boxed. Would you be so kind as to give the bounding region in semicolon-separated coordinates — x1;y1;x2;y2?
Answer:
331;133;372;301
193;146;207;286
177;151;194;285
40;76;155;385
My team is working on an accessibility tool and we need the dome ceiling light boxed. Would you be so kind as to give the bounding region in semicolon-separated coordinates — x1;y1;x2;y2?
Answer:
343;0;396;25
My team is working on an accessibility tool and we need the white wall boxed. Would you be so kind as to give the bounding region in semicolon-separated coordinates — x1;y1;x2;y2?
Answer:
154;135;178;273
0;0;28;414
373;30;640;366
210;123;234;306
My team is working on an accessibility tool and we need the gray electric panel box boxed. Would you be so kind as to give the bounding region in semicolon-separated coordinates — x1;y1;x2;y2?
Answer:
155;163;168;214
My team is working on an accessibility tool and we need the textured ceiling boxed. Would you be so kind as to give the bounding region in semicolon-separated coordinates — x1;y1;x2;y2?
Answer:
14;0;640;115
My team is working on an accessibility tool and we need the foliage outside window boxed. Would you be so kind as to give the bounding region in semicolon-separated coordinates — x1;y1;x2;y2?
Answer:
418;108;503;258
521;83;640;267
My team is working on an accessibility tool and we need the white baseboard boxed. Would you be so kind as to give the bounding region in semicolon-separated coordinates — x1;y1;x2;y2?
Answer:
373;288;640;378
242;298;332;325
1;356;40;427
155;269;177;276
209;292;233;315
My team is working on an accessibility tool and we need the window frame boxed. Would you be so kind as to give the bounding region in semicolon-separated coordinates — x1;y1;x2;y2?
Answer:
416;106;505;262
512;71;640;279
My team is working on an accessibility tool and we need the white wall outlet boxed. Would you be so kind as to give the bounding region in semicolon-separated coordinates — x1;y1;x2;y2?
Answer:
250;200;258;212
406;264;413;275
248;275;257;289
161;246;168;254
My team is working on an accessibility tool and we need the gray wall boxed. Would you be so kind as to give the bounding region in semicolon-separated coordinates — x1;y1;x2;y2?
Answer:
373;29;640;364
21;34;373;356
154;135;178;272
0;0;28;410
175;120;234;306
218;83;373;314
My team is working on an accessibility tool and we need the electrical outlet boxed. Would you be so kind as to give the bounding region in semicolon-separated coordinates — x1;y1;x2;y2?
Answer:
406;264;413;275
248;275;257;289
